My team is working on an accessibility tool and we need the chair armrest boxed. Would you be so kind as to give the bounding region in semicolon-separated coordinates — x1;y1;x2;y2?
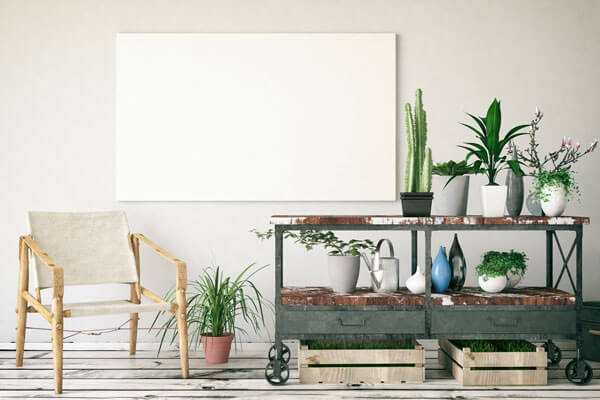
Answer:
132;233;186;291
21;236;64;297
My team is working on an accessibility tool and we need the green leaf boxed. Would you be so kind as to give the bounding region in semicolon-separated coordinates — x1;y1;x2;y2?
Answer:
458;145;488;164
460;123;485;140
466;113;487;136
485;99;501;155
506;159;523;176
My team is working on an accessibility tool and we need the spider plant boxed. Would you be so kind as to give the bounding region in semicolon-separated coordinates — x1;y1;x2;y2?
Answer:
151;263;270;354
459;99;529;185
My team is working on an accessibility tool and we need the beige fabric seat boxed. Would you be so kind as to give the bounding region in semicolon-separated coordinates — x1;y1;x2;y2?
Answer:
42;299;172;318
15;211;190;394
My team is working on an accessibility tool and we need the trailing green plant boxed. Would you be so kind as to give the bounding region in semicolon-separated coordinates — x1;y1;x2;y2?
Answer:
404;88;433;193
476;250;527;281
451;339;536;352
459;99;530;185
251;229;376;256
306;340;415;350
151;264;270;355
532;169;580;202
508;108;596;201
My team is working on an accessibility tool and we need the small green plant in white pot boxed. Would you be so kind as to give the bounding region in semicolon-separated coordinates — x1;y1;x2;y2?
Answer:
459;99;529;217
252;229;375;293
432;160;476;215
476;250;527;292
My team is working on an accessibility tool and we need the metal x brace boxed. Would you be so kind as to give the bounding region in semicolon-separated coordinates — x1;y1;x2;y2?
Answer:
552;231;577;294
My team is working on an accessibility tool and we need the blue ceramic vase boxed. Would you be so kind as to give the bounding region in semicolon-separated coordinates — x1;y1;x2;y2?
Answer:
432;246;452;293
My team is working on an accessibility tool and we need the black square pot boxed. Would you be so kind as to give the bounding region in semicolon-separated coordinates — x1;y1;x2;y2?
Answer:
400;192;434;217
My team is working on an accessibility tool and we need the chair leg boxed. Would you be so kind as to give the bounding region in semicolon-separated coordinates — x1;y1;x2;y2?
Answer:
129;313;138;355
52;298;63;394
176;290;189;378
16;237;29;367
15;295;27;367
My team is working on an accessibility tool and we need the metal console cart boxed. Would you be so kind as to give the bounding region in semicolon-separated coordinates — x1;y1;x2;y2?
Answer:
263;215;592;385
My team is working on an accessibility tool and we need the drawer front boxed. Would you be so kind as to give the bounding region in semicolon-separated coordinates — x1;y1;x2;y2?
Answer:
431;310;576;335
279;310;424;335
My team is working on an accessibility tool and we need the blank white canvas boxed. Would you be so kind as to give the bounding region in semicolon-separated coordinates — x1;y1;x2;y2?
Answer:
116;33;396;201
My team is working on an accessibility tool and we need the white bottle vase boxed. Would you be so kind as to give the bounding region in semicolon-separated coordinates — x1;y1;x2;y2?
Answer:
406;265;426;294
541;183;568;217
481;184;508;217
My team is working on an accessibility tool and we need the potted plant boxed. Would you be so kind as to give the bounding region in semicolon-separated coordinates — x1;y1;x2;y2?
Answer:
459;99;529;217
252;229;375;293
476;250;527;292
152;264;269;364
431;160;476;215
510;108;598;217
401;88;433;217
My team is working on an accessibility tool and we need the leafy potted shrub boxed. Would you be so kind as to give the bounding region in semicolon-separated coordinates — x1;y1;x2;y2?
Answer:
510;108;598;216
152;264;268;364
401;88;433;217
252;229;375;293
431;160;476;215
476;250;527;292
459;99;529;217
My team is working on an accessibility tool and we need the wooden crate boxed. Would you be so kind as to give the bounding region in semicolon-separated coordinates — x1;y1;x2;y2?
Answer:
298;342;424;384
438;339;547;386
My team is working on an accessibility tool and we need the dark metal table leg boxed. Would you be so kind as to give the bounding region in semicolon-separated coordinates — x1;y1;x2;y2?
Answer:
424;229;432;337
265;225;289;385
546;230;553;288
565;226;592;384
411;230;418;275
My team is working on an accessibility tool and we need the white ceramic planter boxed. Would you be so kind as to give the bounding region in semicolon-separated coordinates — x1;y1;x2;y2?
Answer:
478;274;507;293
327;255;360;293
541;183;568;217
481;185;508;217
506;269;523;289
406;265;426;294
432;175;470;216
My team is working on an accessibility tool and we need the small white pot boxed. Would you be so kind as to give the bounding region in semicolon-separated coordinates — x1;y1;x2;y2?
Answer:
328;255;360;293
478;274;507;293
481;185;508;217
432;175;470;216
506;269;523;289
541;183;568;217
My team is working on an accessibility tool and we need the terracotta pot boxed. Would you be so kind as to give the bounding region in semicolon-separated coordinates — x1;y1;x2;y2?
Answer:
201;333;234;364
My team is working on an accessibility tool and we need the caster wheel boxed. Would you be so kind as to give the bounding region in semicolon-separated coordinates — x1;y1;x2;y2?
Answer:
268;344;291;364
265;360;289;385
542;343;562;365
565;359;593;385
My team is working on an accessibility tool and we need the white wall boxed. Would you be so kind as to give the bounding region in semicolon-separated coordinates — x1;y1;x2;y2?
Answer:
1;0;599;344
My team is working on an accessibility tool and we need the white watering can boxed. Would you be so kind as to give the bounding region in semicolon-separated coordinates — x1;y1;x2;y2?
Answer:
361;239;399;293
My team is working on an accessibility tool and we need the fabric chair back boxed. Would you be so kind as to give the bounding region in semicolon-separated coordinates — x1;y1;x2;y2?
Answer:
28;211;138;289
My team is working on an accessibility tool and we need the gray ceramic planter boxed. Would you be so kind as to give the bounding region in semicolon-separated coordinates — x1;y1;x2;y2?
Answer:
327;255;360;293
432;175;470;216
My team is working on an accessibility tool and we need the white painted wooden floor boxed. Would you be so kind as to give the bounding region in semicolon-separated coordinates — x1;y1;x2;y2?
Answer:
1;340;599;399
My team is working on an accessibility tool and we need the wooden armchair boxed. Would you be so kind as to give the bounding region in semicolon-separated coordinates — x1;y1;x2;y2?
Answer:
16;211;189;394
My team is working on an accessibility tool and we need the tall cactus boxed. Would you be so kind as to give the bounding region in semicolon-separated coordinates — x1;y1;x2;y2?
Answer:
403;89;432;192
